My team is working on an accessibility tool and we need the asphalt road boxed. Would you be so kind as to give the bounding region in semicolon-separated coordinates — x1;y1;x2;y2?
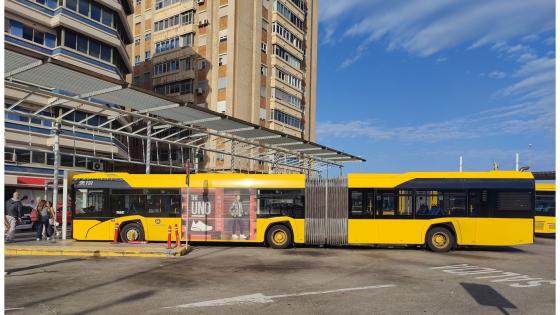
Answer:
5;237;555;314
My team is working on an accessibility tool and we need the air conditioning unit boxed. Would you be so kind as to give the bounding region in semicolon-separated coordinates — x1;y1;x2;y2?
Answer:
197;0;204;4
196;88;204;95
92;161;104;171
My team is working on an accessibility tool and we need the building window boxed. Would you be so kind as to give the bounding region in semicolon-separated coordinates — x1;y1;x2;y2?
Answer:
136;0;141;4
260;64;267;76
144;72;150;82
262;19;269;30
155;0;181;10
154;79;193;95
260;86;267;97
154;10;194;31
145;51;151;60
272;22;303;51
133;75;141;85
273;45;302;69
145;33;151;41
218;54;227;66
272;87;302;109
198;59;206;70
180;57;193;70
7;20;56;48
259;108;266;120
275;67;302;90
271;109;302;129
155;36;180;53
261;42;267;53
134;37;141;45
154;59;180;75
135;55;141;65
274;0;305;31
180;33;195;47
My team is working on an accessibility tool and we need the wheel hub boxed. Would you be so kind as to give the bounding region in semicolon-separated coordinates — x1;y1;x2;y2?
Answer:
432;233;447;248
273;231;286;245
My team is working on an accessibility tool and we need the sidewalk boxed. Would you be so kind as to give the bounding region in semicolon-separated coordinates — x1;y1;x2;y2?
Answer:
5;239;188;257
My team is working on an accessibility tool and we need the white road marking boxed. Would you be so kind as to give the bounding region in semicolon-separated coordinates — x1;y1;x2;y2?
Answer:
430;264;556;288
164;284;396;309
5;308;25;312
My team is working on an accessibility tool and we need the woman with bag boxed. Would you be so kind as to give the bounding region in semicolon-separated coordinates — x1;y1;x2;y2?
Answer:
46;201;58;238
35;200;54;241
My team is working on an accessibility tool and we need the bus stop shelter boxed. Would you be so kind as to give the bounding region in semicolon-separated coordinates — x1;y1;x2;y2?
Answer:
5;49;365;239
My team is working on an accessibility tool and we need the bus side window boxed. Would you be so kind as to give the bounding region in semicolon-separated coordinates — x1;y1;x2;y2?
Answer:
469;190;490;217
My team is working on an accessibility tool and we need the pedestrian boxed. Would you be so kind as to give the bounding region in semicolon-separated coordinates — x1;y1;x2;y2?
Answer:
45;201;59;238
5;192;23;243
35;200;54;241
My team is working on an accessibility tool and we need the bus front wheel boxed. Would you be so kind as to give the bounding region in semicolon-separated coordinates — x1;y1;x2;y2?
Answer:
120;222;145;242
426;227;455;252
267;225;292;249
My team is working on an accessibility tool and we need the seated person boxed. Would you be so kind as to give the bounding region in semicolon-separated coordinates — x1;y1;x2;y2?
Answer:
428;205;444;216
416;203;428;215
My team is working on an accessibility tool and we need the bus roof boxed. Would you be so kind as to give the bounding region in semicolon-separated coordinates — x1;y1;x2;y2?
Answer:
348;171;534;188
72;172;305;189
536;183;555;192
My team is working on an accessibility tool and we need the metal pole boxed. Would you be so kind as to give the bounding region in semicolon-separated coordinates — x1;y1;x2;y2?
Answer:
515;153;519;171
230;140;235;172
52;121;61;222
146;121;152;174
62;170;68;240
459;155;463;172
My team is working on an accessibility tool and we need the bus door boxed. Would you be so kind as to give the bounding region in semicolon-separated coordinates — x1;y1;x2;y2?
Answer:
374;190;423;244
347;190;377;244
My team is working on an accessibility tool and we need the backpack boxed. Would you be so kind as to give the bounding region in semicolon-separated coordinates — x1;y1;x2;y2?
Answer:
30;209;39;222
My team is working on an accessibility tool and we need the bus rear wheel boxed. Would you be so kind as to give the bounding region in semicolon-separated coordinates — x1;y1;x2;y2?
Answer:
267;225;292;249
120;222;145;242
426;227;455;252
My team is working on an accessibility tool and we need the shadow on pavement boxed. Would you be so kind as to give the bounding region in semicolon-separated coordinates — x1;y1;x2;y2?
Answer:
78;290;157;315
461;282;516;315
5;258;84;275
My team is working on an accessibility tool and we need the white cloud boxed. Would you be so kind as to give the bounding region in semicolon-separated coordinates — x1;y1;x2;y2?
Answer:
317;100;553;144
321;0;554;66
488;71;506;79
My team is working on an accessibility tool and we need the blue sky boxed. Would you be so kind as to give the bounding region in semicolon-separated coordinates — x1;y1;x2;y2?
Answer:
316;0;555;174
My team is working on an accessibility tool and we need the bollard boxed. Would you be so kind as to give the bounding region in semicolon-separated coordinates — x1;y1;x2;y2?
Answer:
112;223;119;244
174;224;180;248
167;225;172;249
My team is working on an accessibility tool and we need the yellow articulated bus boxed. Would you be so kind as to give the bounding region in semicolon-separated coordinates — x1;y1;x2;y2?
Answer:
72;171;535;252
535;183;555;235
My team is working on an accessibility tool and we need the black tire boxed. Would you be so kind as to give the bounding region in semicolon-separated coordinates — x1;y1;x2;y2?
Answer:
426;227;455;252
120;222;145;242
266;224;292;249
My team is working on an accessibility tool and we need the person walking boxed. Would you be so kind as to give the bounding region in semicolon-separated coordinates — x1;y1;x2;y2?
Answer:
35;200;55;241
5;192;22;243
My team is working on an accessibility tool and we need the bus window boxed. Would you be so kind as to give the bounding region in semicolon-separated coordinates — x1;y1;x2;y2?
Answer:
493;191;533;218
442;192;466;216
348;190;373;218
468;190;490;217
110;189;146;216
74;188;108;217
257;189;305;218
145;189;181;217
375;190;412;218
415;191;466;217
536;194;555;216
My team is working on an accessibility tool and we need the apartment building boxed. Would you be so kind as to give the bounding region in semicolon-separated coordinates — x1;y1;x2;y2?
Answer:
131;0;318;172
4;0;134;196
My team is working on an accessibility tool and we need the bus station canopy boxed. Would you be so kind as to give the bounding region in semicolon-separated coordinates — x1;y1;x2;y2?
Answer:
4;49;365;173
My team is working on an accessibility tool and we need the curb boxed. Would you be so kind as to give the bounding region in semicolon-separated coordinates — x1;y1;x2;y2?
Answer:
5;246;188;258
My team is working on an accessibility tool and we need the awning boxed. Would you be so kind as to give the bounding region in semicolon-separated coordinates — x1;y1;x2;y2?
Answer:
5;49;365;172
